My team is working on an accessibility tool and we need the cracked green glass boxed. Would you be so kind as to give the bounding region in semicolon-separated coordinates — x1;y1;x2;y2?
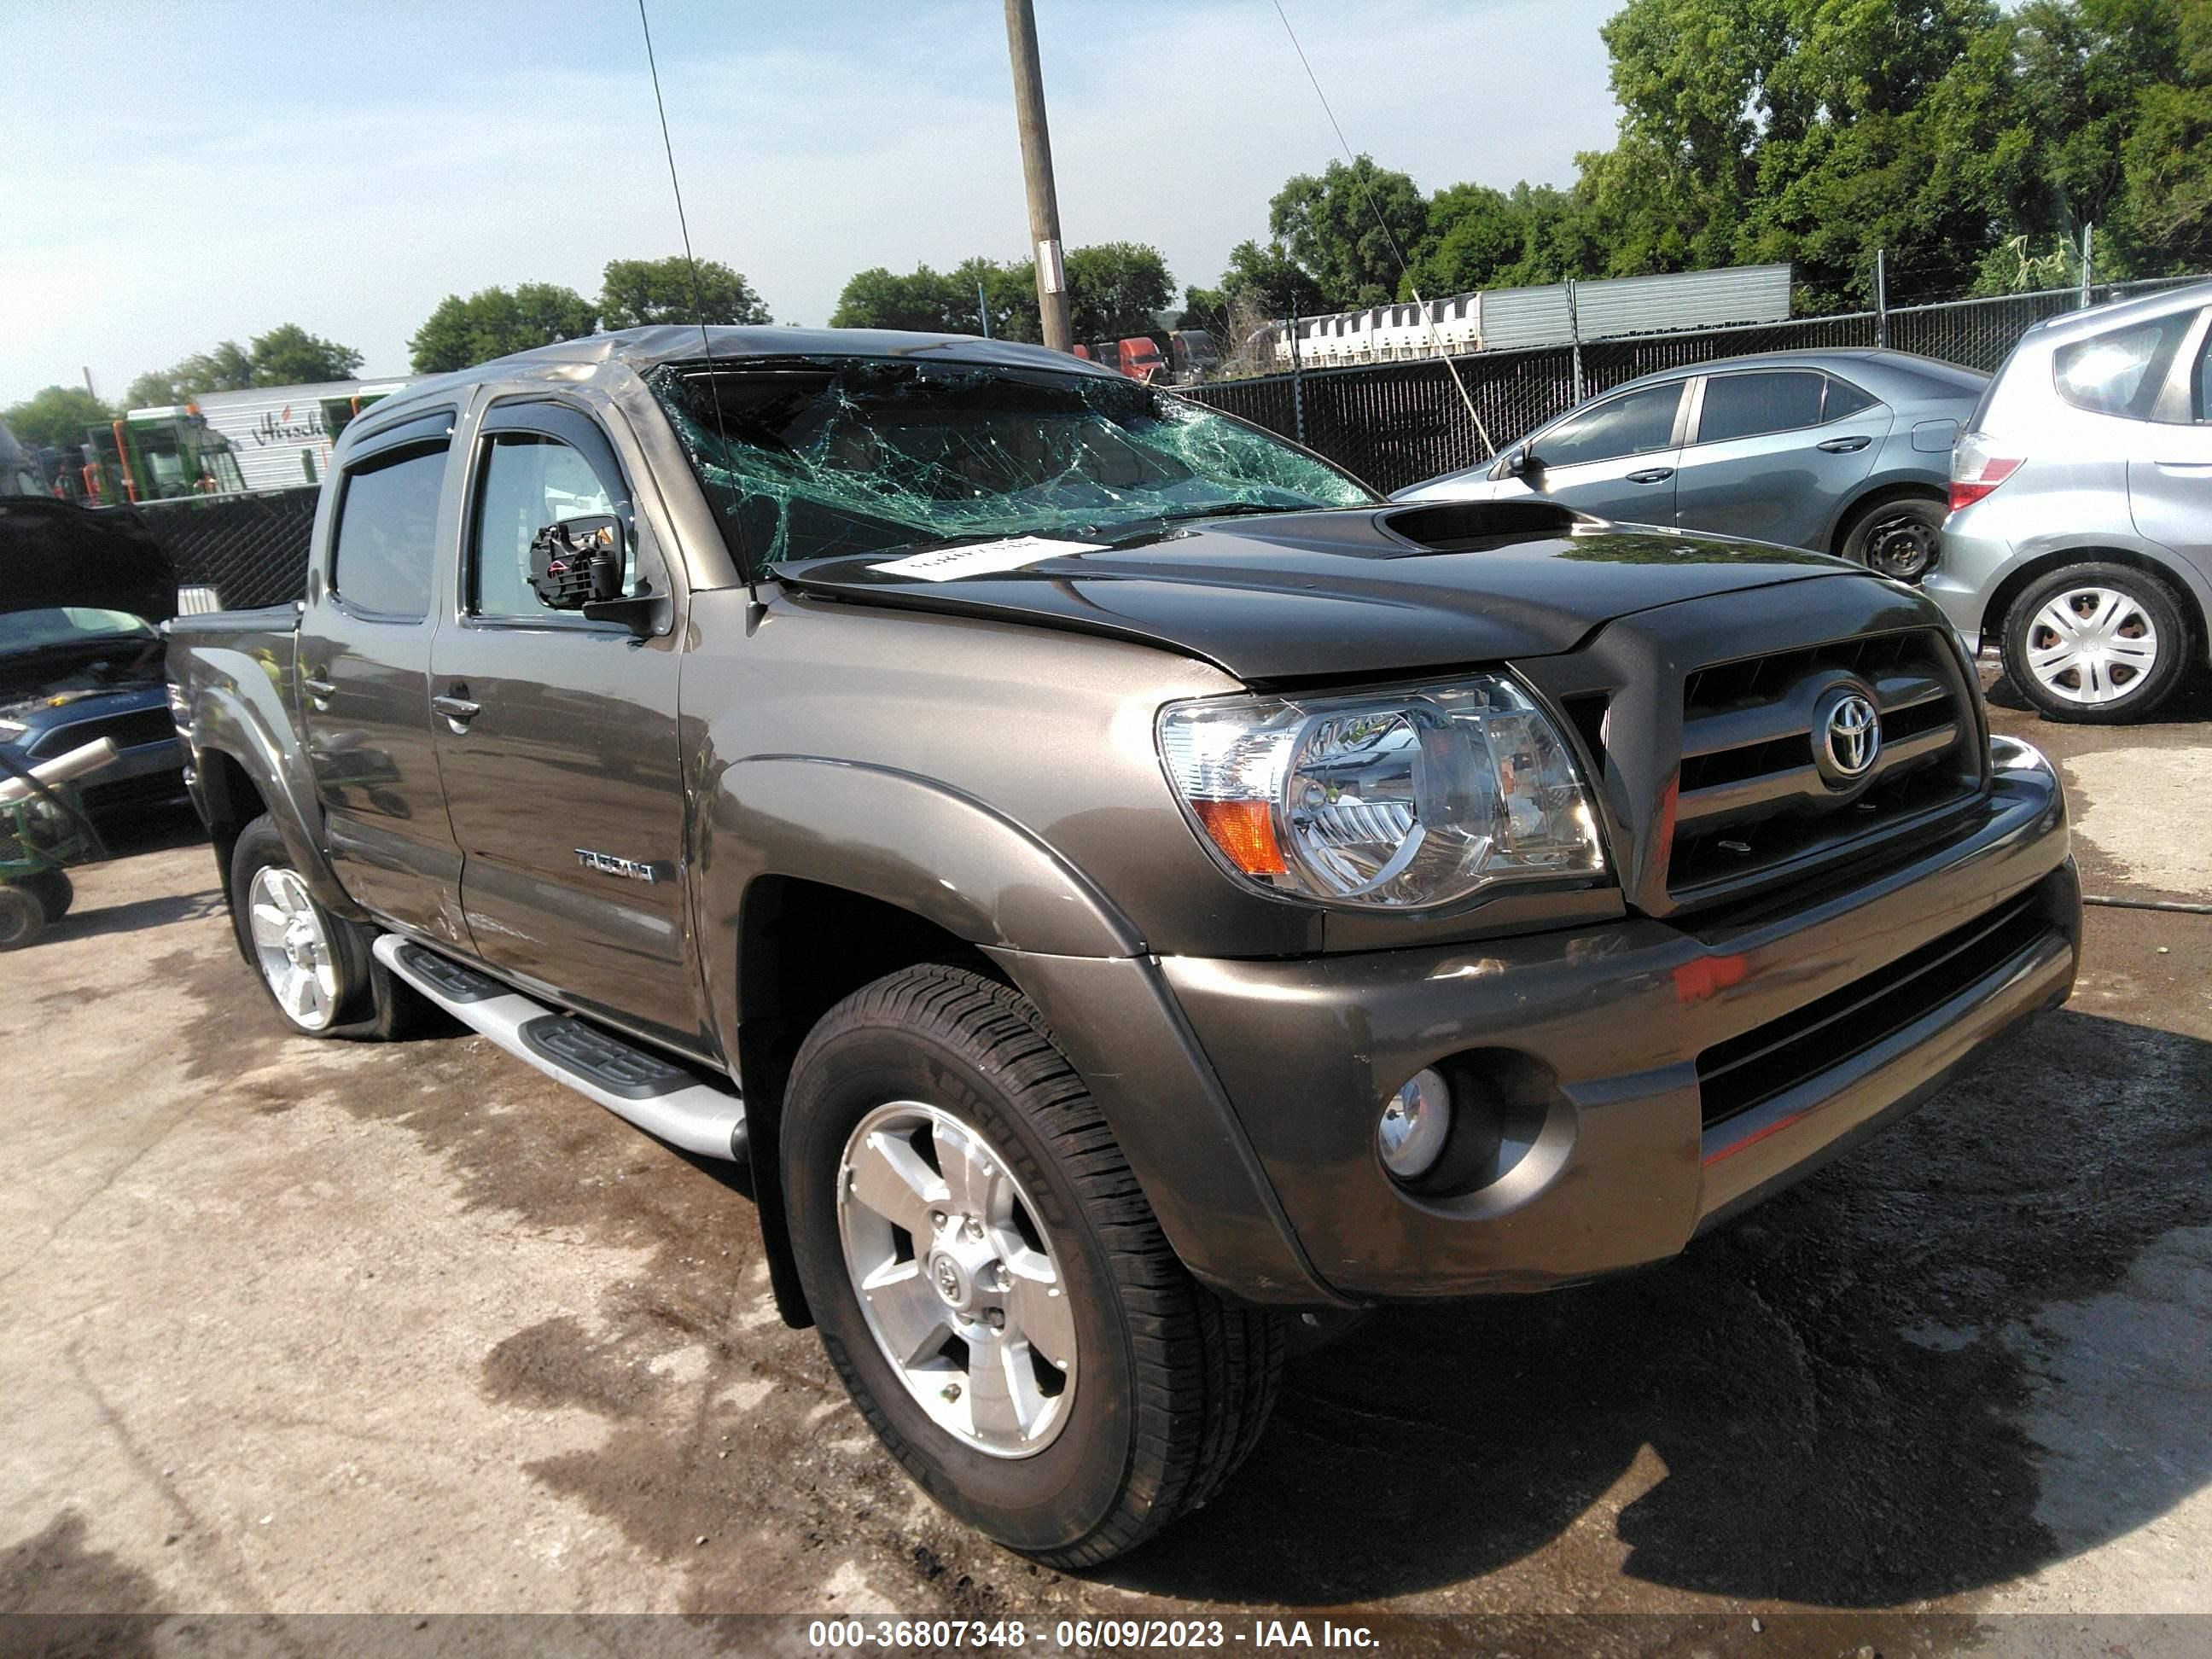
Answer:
647;358;1374;573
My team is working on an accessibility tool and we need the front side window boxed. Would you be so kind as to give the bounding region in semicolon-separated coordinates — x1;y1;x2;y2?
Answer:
1533;383;1683;469
470;434;620;619
2054;314;2195;420
648;358;1376;570
1696;371;1829;443
330;445;447;618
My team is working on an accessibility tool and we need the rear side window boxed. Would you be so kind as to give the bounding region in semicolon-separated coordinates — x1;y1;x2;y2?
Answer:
1696;371;1827;443
1823;375;1880;419
1534;383;1682;468
331;445;447;618
2053;314;2194;420
2192;327;2212;422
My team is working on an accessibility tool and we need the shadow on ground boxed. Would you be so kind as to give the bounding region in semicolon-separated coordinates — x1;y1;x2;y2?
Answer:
1097;1007;2212;1608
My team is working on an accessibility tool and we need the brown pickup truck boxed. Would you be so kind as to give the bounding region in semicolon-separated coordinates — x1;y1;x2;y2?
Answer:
166;326;2080;1565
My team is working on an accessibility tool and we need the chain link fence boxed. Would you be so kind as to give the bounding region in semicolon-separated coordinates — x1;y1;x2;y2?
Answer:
1183;275;2209;494
140;487;319;609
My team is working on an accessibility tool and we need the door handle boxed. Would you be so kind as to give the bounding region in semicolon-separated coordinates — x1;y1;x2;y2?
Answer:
302;671;336;707
1626;468;1674;484
432;686;481;731
1817;435;1871;453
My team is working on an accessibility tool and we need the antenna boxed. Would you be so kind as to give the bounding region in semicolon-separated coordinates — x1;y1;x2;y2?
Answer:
1269;0;1496;458
637;0;765;613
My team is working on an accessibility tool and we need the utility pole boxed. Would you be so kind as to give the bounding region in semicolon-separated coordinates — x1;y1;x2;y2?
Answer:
1003;0;1074;353
2080;223;2094;309
1874;248;1889;348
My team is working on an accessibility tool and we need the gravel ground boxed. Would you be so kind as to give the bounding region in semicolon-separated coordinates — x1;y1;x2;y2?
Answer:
2;677;2207;1651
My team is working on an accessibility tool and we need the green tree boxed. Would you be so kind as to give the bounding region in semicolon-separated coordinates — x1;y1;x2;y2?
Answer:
2;385;113;450
828;264;978;332
1063;242;1174;342
246;323;363;385
1407;182;1587;297
1268;155;1428;311
408;283;599;374
125;325;364;409
599;256;771;328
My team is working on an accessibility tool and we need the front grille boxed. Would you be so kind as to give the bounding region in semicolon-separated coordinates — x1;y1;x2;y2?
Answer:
1697;888;2053;1128
26;707;179;760
1670;630;1982;902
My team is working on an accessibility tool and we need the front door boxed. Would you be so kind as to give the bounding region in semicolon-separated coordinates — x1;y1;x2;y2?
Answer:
1674;369;1886;550
1522;380;1686;528
300;412;463;939
428;399;701;1052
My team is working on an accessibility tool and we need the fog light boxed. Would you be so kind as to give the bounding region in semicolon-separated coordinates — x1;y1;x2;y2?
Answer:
1378;1068;1452;1180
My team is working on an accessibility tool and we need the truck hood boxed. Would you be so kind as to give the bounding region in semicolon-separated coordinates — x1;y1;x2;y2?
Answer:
776;500;1865;683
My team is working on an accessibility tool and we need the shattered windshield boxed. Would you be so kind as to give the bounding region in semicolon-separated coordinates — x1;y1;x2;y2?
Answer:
647;358;1376;571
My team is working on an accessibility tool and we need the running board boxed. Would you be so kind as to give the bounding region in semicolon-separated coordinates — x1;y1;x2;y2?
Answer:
373;934;746;1161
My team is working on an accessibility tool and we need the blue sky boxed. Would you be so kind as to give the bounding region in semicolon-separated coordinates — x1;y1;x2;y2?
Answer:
0;0;1621;406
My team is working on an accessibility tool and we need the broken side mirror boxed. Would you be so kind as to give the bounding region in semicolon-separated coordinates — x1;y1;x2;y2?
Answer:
527;514;659;636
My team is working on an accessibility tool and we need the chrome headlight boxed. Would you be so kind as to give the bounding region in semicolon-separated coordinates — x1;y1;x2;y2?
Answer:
1158;674;1605;910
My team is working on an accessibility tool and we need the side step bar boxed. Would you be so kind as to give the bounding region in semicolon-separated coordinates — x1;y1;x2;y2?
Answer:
373;934;747;1161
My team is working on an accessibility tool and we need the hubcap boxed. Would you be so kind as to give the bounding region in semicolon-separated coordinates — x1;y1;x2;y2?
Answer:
836;1101;1076;1458
247;865;339;1031
1865;513;1936;581
2026;586;2159;707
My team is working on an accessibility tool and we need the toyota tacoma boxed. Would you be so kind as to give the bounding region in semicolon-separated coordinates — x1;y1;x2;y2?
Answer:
166;328;2080;1565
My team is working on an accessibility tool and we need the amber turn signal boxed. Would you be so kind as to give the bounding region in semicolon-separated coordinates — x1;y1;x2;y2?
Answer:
1191;799;1287;876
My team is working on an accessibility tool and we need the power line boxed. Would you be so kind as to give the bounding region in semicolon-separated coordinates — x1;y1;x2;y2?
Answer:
1269;0;1494;457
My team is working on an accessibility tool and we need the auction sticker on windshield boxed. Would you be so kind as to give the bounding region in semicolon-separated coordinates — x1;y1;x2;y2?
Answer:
870;536;1105;582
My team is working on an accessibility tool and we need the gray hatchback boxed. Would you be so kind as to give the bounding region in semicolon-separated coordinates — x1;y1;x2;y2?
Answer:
1929;280;2212;723
1395;349;1986;580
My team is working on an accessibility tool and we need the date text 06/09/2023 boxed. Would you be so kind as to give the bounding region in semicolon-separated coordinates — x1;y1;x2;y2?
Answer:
806;1617;1382;1650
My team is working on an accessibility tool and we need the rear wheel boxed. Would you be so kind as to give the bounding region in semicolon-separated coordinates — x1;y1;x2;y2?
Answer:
1840;495;1944;582
20;869;73;923
0;885;46;952
227;814;430;1039
2000;562;2191;724
783;963;1285;1566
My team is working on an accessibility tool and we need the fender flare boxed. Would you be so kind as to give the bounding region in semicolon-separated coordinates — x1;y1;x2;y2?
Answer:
185;675;351;917
696;755;1336;1317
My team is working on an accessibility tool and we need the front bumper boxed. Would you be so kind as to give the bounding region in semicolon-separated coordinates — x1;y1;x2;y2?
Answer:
1159;747;2077;1301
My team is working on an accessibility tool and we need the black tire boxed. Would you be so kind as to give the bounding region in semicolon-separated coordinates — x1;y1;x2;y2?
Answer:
1839;494;1945;582
2000;562;2192;725
782;963;1285;1567
20;869;73;923
227;813;431;1039
0;884;46;952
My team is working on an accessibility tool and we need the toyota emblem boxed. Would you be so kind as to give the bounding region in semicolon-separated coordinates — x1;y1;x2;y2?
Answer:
1824;694;1881;778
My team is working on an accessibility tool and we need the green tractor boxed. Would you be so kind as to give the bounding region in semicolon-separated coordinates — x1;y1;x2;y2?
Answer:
76;405;247;505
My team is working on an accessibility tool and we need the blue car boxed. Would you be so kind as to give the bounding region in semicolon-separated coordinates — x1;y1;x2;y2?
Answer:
1394;348;1988;581
0;498;186;818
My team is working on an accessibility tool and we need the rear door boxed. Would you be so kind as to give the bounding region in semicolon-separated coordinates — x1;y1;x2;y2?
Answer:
428;399;700;1051
1520;380;1687;526
299;410;464;939
1674;369;1887;550
2128;306;2212;574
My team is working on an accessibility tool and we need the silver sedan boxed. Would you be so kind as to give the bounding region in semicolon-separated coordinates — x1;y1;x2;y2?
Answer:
1395;348;1987;581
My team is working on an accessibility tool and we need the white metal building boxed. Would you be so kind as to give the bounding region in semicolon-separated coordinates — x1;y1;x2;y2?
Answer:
186;378;418;494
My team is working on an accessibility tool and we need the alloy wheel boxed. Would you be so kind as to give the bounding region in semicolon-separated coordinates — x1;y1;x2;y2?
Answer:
2025;586;2160;707
247;864;340;1030
836;1100;1077;1458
